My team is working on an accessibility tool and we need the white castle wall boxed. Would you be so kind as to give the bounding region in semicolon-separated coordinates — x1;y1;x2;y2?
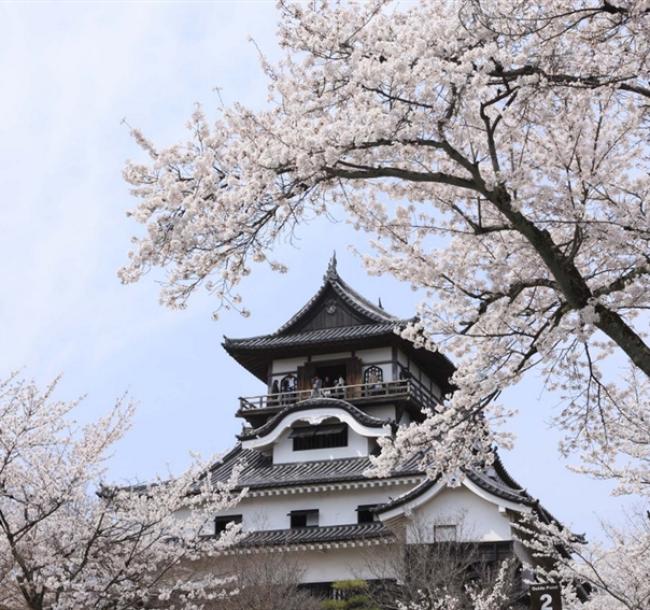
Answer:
405;485;513;543
294;545;392;582
205;545;394;584
216;483;416;532
273;426;370;464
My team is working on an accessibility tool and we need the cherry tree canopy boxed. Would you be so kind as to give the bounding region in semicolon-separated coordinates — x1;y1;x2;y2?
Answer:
121;0;649;488
0;374;241;610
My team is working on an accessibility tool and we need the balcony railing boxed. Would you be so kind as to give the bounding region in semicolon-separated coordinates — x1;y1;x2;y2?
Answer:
238;379;437;413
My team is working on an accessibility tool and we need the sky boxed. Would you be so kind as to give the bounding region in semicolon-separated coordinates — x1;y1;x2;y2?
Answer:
0;1;637;542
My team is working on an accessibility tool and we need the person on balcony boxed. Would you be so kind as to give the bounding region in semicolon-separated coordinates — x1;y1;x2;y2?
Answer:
311;376;323;397
280;375;297;404
334;375;346;398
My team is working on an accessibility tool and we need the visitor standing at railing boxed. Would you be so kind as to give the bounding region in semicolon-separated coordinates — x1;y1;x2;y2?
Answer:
311;376;322;397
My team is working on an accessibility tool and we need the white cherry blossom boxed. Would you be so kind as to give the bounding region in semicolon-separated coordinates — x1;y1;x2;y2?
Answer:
0;374;241;610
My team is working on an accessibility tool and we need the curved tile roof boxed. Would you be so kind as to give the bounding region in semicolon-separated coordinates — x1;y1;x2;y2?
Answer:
375;457;538;515
208;445;422;490
223;322;406;351
238;398;392;441
238;522;392;548
207;442;558;525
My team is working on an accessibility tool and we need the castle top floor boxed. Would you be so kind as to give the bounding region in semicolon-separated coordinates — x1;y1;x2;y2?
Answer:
223;255;455;428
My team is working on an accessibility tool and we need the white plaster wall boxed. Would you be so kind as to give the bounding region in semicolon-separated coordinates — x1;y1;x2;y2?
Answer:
206;545;395;584
396;349;408;367
271;357;306;375
357;347;392;363
273;426;369;464
406;486;513;543
215;484;415;532
295;545;394;582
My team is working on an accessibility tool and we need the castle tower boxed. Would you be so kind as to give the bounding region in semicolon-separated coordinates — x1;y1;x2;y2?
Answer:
206;257;554;597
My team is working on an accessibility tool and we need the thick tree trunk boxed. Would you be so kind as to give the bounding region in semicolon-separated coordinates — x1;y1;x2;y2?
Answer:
490;188;650;378
595;306;650;377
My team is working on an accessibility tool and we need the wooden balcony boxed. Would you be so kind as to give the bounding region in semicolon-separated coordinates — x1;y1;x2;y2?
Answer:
238;379;438;414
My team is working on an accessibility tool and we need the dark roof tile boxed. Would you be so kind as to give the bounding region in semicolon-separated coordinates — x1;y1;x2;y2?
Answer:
238;522;392;548
209;446;422;490
223;322;407;351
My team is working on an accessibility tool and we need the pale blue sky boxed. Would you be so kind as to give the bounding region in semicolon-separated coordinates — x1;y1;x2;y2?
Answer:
0;1;634;541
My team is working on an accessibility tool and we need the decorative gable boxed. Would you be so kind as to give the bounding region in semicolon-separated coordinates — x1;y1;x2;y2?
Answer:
285;285;371;333
274;253;399;335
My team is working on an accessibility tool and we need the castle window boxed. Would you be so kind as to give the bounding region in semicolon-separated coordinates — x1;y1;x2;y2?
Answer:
433;524;457;542
280;374;297;393
363;365;384;394
356;505;377;524
290;423;348;451
289;509;319;528
214;514;242;536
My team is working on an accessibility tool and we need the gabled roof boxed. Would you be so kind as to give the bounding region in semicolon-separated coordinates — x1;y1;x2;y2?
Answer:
223;254;409;353
238;398;392;441
276;253;400;334
374;451;557;523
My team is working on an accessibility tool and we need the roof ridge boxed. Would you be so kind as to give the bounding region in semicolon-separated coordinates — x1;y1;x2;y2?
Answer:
271;258;400;336
332;274;397;322
491;450;525;491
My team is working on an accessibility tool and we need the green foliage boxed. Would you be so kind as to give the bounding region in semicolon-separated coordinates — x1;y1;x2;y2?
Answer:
321;580;379;610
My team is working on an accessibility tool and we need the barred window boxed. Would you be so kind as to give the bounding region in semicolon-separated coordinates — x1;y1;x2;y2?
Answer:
290;424;348;451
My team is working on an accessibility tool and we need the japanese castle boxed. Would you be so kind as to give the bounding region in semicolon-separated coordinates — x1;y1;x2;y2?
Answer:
207;256;556;594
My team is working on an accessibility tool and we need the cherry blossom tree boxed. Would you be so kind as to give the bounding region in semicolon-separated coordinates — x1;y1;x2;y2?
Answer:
517;509;650;610
0;373;241;610
120;1;649;606
121;0;649;481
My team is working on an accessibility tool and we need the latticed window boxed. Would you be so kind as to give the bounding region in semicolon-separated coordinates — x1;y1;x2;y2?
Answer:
363;365;384;385
290;424;348;451
433;524;457;542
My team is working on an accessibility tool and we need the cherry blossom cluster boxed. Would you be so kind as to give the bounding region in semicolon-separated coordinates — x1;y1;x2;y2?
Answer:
0;373;242;609
516;510;650;610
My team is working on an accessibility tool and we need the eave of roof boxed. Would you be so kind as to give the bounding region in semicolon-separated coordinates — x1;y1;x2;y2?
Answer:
236;522;393;549
374;459;557;524
237;398;393;441
223;322;407;351
208;445;422;490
